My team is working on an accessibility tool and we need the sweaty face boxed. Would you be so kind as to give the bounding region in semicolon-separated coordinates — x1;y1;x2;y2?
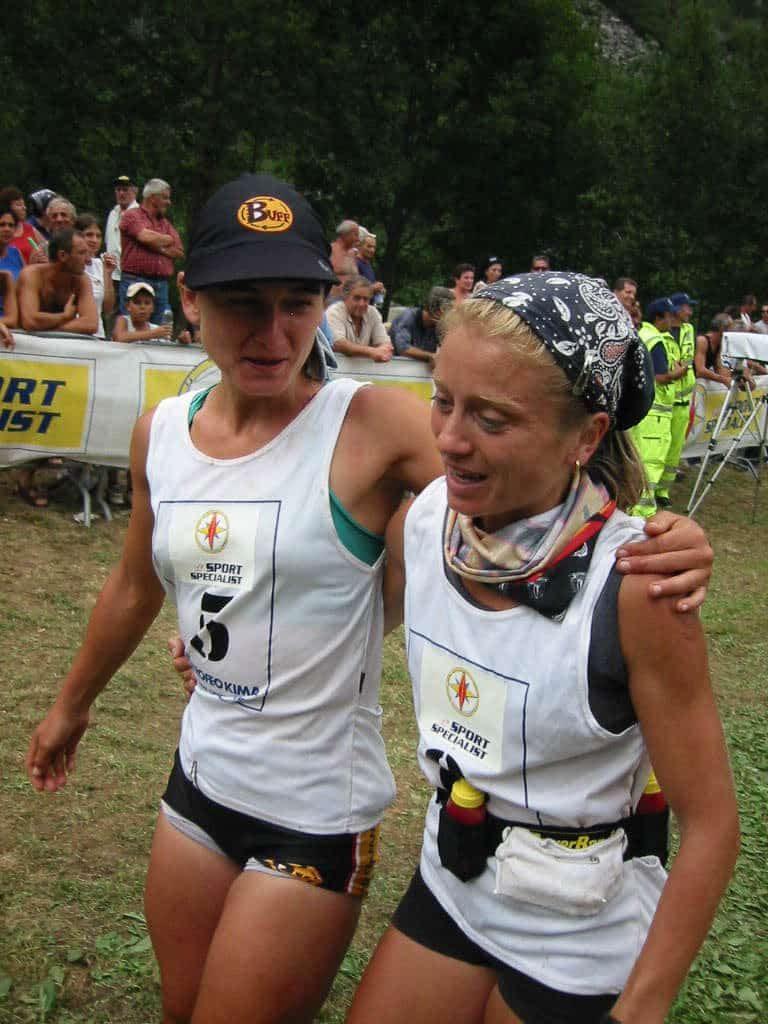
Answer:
184;281;324;397
82;225;102;257
432;327;581;529
0;213;15;246
345;285;373;319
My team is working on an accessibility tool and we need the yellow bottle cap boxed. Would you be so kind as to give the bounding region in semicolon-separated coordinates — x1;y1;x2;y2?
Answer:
643;770;661;795
450;778;485;809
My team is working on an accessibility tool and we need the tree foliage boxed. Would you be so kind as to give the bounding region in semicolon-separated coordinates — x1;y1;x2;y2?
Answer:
1;0;766;314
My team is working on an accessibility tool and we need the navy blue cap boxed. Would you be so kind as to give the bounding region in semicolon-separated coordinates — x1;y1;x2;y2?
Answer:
669;291;698;310
185;174;338;289
646;297;674;320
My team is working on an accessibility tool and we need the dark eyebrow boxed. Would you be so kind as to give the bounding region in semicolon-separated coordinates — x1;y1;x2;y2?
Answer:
433;378;523;414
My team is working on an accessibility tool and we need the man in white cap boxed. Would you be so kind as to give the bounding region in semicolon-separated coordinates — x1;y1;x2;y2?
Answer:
104;175;138;287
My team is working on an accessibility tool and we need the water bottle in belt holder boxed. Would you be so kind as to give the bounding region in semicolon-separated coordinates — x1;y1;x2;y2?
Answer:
437;778;488;881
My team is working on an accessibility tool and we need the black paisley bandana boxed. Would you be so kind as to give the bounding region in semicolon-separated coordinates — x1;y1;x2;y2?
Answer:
473;272;654;429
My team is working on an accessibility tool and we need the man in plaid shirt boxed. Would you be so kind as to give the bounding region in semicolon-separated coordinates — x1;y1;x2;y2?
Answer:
119;178;184;320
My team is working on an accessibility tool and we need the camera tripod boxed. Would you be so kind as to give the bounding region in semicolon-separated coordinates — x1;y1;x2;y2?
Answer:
687;362;768;518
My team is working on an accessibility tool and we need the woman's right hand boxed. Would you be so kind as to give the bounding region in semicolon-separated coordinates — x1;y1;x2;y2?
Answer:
26;702;90;792
168;635;196;699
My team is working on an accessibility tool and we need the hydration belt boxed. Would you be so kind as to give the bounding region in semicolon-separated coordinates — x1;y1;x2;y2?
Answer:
436;786;668;864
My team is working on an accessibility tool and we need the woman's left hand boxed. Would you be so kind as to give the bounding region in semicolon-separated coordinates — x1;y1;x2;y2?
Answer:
614;511;713;612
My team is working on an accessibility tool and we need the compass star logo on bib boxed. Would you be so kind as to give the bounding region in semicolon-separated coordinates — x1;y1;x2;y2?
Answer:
195;510;230;554
446;667;480;717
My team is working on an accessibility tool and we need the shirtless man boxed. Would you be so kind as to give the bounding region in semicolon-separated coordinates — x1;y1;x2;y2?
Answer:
694;314;732;387
329;219;359;298
18;229;98;335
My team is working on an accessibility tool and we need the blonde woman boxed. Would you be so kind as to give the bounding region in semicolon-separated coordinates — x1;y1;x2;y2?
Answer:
350;273;737;1024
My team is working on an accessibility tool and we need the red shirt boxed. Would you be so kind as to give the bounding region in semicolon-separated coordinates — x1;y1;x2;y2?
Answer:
120;206;183;279
9;222;43;264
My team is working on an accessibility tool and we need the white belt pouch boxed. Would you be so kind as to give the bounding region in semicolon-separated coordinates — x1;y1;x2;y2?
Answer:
494;826;627;917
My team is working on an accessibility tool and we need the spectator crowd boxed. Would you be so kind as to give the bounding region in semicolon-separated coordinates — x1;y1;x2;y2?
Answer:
1;175;767;518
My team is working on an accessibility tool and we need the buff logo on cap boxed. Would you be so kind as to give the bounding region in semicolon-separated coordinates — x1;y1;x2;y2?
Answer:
237;196;293;233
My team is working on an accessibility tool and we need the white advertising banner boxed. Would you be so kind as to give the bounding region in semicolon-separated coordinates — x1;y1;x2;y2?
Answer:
0;332;220;468
684;377;768;457
0;331;763;467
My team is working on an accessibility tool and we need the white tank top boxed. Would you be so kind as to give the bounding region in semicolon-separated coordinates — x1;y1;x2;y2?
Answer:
404;478;667;995
147;379;395;834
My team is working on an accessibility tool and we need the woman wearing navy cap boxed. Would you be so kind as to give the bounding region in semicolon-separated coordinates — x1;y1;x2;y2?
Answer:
25;179;714;1024
348;274;737;1024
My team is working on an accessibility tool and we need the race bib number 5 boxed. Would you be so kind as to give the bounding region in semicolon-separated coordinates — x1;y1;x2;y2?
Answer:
160;499;281;712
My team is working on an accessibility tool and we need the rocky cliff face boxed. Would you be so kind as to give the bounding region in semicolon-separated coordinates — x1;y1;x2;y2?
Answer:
578;0;657;64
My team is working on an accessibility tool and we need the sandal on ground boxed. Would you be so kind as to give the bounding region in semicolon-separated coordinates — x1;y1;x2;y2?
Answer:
17;485;49;508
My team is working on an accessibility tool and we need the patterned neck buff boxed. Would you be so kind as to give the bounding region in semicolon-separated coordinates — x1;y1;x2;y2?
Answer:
444;470;616;620
473;272;654;429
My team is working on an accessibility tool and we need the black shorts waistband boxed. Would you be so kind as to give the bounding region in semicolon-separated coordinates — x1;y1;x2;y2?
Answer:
162;751;380;896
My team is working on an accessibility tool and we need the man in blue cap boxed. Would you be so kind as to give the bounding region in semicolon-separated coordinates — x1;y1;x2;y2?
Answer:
630;297;687;515
658;292;697;501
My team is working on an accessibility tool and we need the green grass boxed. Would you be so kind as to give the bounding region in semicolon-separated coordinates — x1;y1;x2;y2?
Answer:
0;466;765;1022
